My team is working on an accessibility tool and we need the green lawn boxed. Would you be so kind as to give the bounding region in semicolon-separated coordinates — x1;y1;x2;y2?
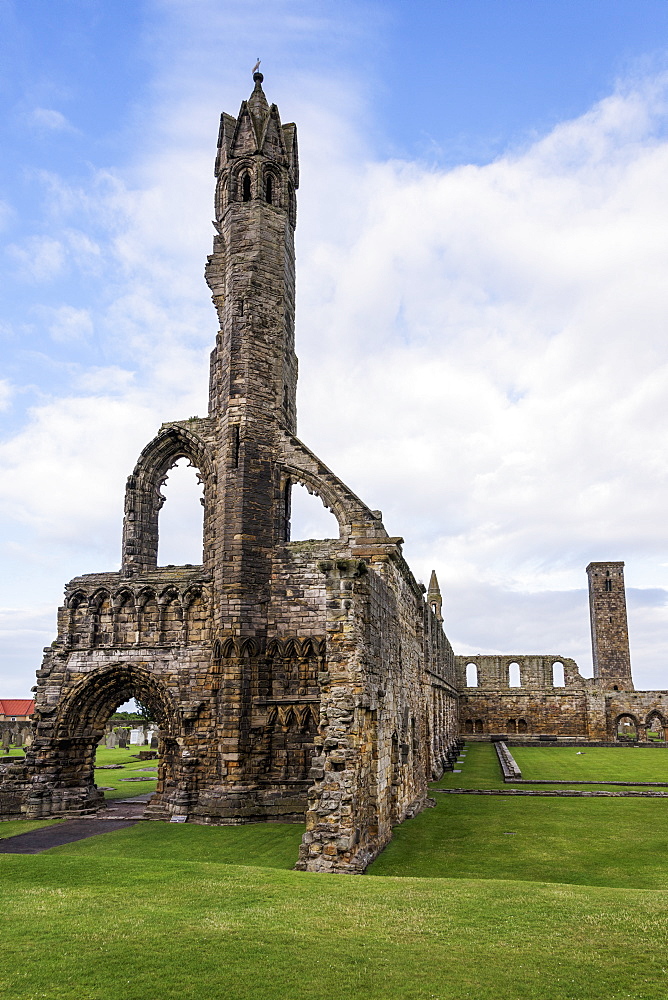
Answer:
434;740;663;791
512;745;668;783
94;745;158;801
46;819;304;869
0;818;63;839
1;854;667;1000
2;742;668;999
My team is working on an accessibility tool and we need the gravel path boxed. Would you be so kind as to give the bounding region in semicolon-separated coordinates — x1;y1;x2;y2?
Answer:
0;819;137;854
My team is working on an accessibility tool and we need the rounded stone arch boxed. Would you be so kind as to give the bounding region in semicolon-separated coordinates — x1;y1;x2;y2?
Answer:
57;663;179;741
231;158;256;202
263;162;283;207
615;713;639;742
122;424;215;574
280;463;353;540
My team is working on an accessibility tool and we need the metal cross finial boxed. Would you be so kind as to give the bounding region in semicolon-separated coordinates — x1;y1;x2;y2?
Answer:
252;58;261;75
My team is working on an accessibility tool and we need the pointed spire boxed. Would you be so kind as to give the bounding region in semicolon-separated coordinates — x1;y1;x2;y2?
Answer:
248;69;269;121
427;570;443;622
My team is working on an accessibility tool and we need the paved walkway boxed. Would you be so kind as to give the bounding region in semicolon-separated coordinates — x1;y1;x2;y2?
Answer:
0;818;137;854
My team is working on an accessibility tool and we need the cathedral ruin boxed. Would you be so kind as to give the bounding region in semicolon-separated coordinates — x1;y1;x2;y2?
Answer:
1;74;666;871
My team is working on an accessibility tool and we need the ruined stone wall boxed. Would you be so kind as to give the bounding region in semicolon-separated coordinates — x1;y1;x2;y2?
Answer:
456;653;668;741
456;655;589;737
298;546;458;872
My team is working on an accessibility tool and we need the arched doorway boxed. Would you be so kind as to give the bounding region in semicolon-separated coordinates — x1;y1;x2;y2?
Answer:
615;714;638;742
646;713;666;742
46;664;184;817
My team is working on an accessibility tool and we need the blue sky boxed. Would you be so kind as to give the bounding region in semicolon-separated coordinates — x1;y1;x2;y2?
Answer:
2;0;668;694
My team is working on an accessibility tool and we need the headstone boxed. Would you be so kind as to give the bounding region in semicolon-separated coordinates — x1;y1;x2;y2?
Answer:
130;729;143;745
24;733;33;749
106;733;118;749
2;731;10;751
119;738;128;749
14;732;23;747
150;735;159;749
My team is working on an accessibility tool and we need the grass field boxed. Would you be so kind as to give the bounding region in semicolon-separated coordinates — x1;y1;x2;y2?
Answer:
94;746;158;800
512;745;668;783
1;742;668;1000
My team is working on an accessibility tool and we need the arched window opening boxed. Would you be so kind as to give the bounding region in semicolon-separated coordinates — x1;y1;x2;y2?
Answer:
605;577;612;592
508;661;521;687
507;719;517;733
465;662;478;687
616;715;638;742
552;661;565;687
464;719;473;734
647;715;665;742
157;459;204;567
289;482;338;541
242;172;252;202
517;718;528;733
474;719;483;734
265;175;273;204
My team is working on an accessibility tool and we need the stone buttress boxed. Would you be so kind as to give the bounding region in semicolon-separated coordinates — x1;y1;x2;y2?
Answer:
0;73;459;871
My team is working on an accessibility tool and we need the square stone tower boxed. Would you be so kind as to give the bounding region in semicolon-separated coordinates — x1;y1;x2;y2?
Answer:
586;561;634;691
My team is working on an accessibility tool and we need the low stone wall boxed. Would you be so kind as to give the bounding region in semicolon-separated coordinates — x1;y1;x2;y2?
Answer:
494;741;522;780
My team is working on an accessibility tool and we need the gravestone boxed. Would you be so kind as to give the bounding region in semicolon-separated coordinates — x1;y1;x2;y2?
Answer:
130;729;143;745
106;733;118;749
118;738;128;749
2;732;10;753
150;735;159;750
14;732;22;748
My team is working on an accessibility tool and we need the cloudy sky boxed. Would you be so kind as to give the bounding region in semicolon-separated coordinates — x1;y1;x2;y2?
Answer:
2;0;668;693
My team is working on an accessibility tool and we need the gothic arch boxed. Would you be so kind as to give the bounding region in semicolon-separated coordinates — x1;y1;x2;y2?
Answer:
122;423;215;574
57;663;179;740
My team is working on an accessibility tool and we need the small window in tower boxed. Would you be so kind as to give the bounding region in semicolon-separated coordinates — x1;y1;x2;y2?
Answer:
605;578;612;592
266;175;273;204
242;172;251;202
230;424;240;468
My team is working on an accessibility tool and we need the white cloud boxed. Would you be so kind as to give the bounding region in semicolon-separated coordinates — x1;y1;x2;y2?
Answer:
6;236;66;281
29;108;77;133
46;305;94;343
3;5;668;691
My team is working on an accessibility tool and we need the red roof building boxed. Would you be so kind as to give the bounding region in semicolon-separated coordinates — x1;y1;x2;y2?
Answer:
0;699;35;721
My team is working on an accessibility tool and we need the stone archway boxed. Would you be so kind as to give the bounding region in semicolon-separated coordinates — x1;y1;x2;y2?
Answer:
615;713;639;743
646;712;666;742
25;665;185;819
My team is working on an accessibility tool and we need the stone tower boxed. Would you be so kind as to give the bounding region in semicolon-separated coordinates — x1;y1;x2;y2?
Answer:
586;561;634;691
0;73;459;871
